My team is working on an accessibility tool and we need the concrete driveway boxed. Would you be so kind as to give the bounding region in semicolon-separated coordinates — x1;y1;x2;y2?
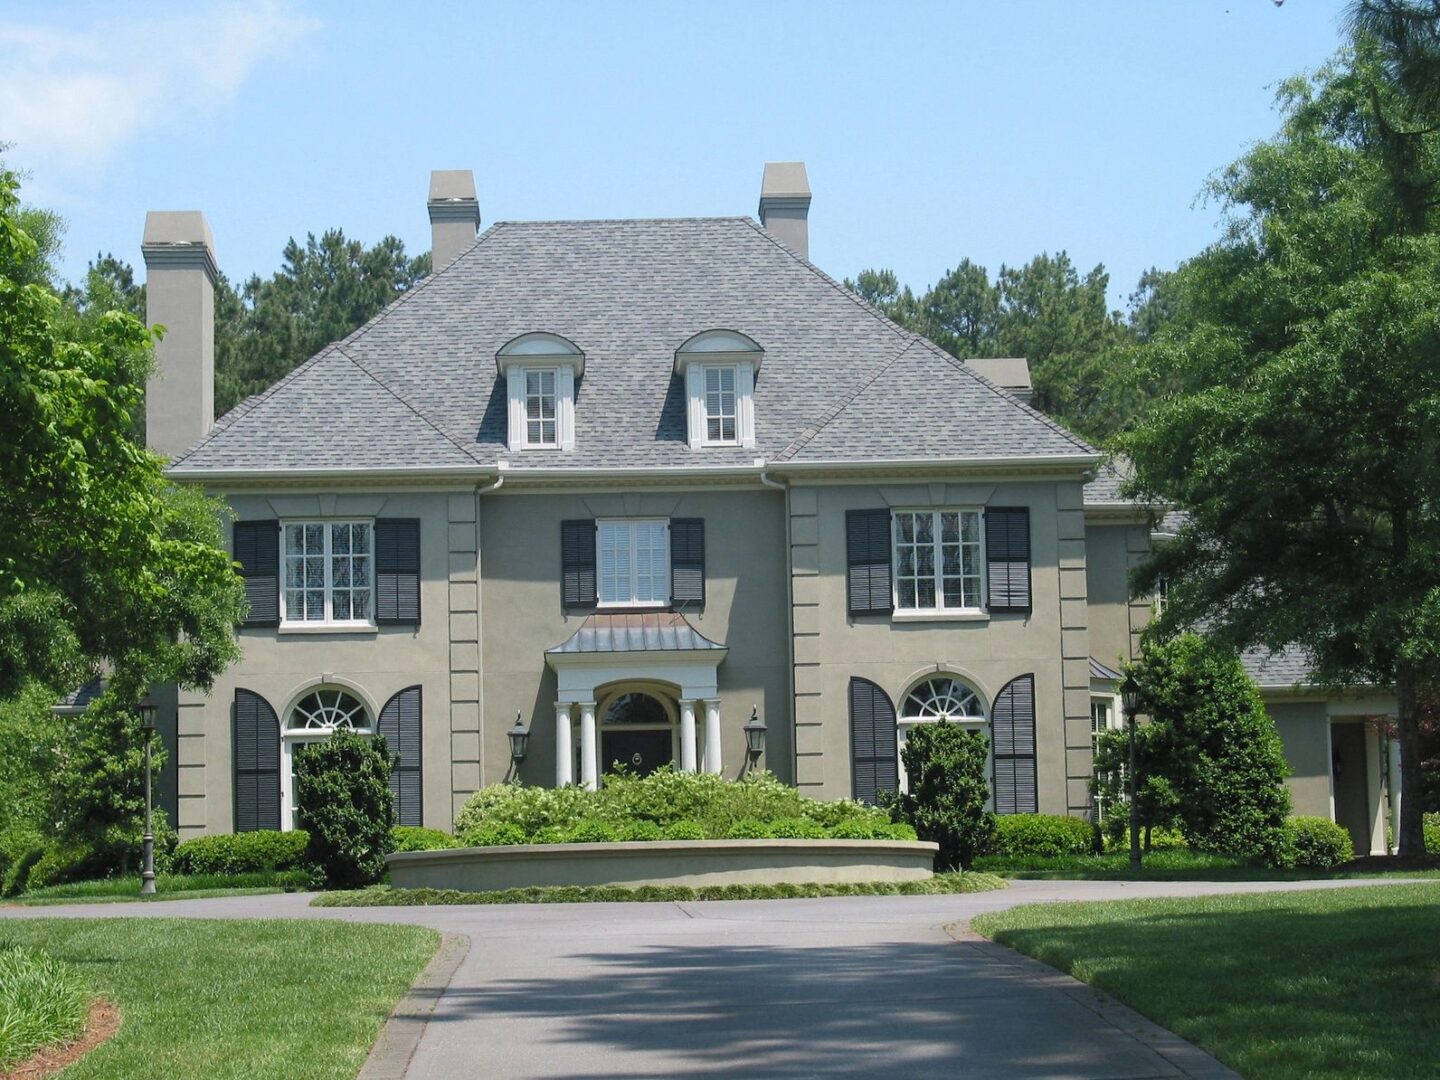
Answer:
2;878;1407;1078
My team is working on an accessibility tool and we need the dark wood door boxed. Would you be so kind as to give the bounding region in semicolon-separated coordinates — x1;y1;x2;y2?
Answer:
601;729;672;776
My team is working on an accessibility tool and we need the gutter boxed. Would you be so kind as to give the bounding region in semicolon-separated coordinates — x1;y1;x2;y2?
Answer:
758;463;798;785
167;464;496;484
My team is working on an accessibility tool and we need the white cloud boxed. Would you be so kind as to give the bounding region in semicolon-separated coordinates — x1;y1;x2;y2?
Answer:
0;2;319;170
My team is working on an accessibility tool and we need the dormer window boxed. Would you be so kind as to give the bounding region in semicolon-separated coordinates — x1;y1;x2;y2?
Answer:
497;332;584;452
674;330;761;450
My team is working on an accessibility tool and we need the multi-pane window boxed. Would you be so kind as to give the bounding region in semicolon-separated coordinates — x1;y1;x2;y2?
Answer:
283;522;373;624
525;368;558;446
598;520;670;607
1090;699;1112;750
703;365;738;444
893;510;983;611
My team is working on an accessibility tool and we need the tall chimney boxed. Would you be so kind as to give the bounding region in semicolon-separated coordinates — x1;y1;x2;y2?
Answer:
758;161;812;260
427;170;480;268
143;211;216;459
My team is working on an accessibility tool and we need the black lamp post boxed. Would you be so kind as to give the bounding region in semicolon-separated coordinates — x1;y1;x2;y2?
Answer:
138;700;157;896
743;705;766;772
507;712;530;773
1120;676;1142;874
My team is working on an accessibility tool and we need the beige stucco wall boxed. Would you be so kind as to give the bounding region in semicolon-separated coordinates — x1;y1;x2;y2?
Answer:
478;487;791;819
1084;520;1150;670
1268;700;1332;819
175;488;470;837
789;476;1092;814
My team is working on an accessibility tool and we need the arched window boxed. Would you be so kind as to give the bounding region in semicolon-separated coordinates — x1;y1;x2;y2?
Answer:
287;689;371;732
673;329;762;449
901;677;985;722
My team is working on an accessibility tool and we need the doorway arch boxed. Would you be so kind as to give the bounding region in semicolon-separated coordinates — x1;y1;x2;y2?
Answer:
596;684;678;777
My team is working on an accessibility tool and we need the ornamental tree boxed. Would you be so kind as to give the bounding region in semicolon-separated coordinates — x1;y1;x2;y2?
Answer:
891;721;994;870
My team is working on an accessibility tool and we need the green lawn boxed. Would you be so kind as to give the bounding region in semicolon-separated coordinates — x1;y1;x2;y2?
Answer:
15;870;310;904
974;883;1440;1079
972;850;1440;880
0;919;438;1079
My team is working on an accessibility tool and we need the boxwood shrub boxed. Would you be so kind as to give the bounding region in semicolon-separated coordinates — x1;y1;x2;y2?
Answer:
390;826;459;852
171;829;311;875
1283;816;1354;869
987;814;1098;858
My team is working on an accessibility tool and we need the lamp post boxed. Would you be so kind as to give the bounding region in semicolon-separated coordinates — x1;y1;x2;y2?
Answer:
743;705;766;773
1120;676;1142;874
138;700;157;896
507;712;530;777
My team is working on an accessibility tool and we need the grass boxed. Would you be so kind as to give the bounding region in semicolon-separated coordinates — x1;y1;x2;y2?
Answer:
0;919;438;1079
314;870;1007;906
972;849;1440;880
0;946;91;1069
14;870;311;904
973;883;1440;1080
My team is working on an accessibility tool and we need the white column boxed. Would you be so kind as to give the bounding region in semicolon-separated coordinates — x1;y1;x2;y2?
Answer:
703;698;722;775
679;699;698;773
554;702;574;787
579;701;598;791
1389;734;1402;855
1365;723;1386;856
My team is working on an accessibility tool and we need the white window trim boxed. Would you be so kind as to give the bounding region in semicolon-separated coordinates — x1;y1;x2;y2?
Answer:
596;518;671;609
279;519;376;629
506;362;576;451
891;508;986;615
684;361;755;449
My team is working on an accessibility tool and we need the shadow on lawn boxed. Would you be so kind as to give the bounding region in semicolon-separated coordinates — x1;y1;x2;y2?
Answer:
424;937;1175;1078
985;891;1440;1080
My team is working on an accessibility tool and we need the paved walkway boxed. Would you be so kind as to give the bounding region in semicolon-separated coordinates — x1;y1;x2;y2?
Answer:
1;877;1412;1078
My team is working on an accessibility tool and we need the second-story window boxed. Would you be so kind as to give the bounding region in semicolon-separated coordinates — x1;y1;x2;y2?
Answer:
525;368;558;447
893;509;983;612
282;521;374;625
598;520;670;607
703;365;738;444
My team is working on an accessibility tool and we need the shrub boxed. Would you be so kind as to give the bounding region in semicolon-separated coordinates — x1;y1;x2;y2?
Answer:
390;826;457;853
763;817;827;839
460;823;529;847
616;820;663;842
561;820;619;844
454;783;590;836
24;843;109;892
724;819;770;839
171;830;311;875
1282;816;1355;869
294;732;394;888
2;843;46;897
988;814;1097;857
1424;812;1440;853
892;722;994;869
661;819;705;841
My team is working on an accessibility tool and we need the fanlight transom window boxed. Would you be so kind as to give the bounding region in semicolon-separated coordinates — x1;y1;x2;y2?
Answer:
901;678;985;721
287;690;370;732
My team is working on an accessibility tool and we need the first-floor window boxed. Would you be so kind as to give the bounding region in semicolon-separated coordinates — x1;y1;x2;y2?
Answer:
598;520;670;607
283;521;373;625
893;509;983;612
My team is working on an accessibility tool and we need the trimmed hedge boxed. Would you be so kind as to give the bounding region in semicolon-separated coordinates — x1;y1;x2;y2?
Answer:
1283;816;1354;869
170;830;311;875
987;814;1098;858
457;814;916;848
389;827;459;853
1424;813;1440;853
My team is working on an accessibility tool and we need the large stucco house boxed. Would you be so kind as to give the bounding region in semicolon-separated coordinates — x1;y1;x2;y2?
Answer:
136;163;1401;854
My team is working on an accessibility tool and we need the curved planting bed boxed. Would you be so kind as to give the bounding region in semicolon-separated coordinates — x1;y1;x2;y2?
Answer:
387;838;939;892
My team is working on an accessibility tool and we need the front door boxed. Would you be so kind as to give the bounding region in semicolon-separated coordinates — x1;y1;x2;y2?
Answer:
601;728;673;776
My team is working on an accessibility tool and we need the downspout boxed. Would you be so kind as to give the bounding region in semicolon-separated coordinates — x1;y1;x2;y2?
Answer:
758;461;797;785
472;467;505;790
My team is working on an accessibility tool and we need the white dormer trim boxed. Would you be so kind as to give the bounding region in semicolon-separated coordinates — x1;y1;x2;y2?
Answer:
675;330;762;450
497;333;583;452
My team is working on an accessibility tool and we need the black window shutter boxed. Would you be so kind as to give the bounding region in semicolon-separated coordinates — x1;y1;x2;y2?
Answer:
233;520;279;627
670;518;705;607
561;520;597;608
846;509;893;615
378;686;423;826
991;674;1038;814
985;507;1032;613
375;518;421;625
233;689;281;831
849;677;899;805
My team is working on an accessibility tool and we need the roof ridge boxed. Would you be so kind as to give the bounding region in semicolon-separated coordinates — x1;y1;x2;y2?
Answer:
331;344;481;464
775;336;921;462
491;215;754;227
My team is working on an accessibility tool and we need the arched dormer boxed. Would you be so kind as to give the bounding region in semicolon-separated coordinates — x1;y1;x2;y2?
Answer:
496;333;584;452
673;329;762;450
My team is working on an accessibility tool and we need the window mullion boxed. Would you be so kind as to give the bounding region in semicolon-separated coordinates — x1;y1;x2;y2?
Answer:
932;511;944;612
323;526;334;623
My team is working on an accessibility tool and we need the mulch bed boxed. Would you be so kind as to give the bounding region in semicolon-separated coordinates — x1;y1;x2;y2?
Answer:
1338;854;1440;872
1;999;120;1080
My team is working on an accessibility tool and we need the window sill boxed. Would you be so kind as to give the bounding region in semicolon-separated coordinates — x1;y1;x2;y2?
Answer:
278;624;379;635
596;603;673;612
891;611;990;624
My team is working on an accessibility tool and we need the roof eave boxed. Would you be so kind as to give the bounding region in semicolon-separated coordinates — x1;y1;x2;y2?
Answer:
167;464;495;485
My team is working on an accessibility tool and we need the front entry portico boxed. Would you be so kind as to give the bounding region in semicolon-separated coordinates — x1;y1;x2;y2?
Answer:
546;614;728;789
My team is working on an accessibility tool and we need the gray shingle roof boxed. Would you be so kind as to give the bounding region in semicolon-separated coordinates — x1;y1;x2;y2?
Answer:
172;217;1095;474
547;613;725;654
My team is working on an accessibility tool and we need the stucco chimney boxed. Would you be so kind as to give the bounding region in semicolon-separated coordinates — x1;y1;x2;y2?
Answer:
143;211;217;459
758;161;812;260
427;169;480;268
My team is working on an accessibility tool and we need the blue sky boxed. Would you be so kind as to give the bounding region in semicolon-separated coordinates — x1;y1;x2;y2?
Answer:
2;0;1353;307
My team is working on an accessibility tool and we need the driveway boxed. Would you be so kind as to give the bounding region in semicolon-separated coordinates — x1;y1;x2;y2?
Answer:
1;878;1406;1078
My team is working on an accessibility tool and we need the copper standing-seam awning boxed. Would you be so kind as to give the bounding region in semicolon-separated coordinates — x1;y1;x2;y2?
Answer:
547;612;726;655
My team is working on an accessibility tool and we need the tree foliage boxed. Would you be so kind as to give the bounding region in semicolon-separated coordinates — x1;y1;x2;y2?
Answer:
889;722;994;869
295;732;395;888
1121;28;1440;853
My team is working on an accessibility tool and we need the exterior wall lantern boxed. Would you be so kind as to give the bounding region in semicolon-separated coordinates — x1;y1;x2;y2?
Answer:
1119;676;1142;874
137;699;158;896
743;705;766;771
508;712;531;765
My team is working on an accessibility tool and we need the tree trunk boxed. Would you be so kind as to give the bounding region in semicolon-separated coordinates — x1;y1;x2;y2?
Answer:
1396;660;1427;855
